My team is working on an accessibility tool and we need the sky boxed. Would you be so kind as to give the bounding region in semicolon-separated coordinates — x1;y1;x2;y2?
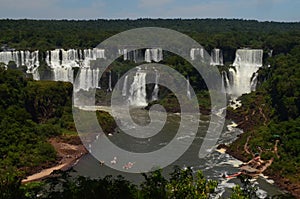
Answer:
0;0;299;22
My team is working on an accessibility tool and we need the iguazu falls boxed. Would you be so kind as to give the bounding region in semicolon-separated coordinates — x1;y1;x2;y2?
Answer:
0;16;300;199
0;47;264;101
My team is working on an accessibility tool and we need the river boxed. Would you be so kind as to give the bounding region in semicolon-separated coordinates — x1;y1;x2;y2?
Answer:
73;107;286;198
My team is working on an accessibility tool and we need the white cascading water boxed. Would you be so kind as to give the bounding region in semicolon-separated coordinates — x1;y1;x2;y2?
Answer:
226;49;263;97
46;48;106;68
107;71;112;92
129;67;147;107
119;49;128;61
151;68;159;101
75;68;100;91
221;71;225;93
190;48;204;60
0;50;40;80
145;48;163;63
250;72;258;92
53;67;74;83
222;71;231;94
82;48;106;67
122;75;128;97
32;68;40;80
187;77;191;99
210;48;224;66
120;48;163;63
120;49;144;63
46;48;105;83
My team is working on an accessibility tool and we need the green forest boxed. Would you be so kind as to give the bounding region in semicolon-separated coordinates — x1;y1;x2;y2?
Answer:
0;19;300;198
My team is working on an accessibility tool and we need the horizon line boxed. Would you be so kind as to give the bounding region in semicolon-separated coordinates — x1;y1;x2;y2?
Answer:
0;17;299;23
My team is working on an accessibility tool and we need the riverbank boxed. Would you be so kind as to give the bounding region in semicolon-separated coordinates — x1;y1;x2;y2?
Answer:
22;136;87;183
225;107;300;198
22;108;117;183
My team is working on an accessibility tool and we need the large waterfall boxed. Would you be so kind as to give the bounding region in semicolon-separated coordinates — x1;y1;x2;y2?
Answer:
210;48;223;66
128;67;148;107
225;49;263;97
2;47;264;101
0;50;40;79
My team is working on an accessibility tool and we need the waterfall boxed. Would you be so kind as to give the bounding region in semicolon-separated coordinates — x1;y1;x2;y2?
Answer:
46;48;105;69
268;50;273;57
129;67;147;107
187;77;191;100
32;68;40;80
122;49;144;63
134;49;144;63
145;48;163;63
46;48;105;83
122;75;128;97
145;49;151;63
210;48;223;66
221;71;225;93
228;49;263;97
46;49;61;68
222;71;231;94
0;50;40;80
190;48;204;60
250;72;258;91
107;71;112;92
75;68;99;91
119;49;128;61
82;48;106;67
48;50;74;83
120;48;162;63
151;69;159;101
53;67;74;83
